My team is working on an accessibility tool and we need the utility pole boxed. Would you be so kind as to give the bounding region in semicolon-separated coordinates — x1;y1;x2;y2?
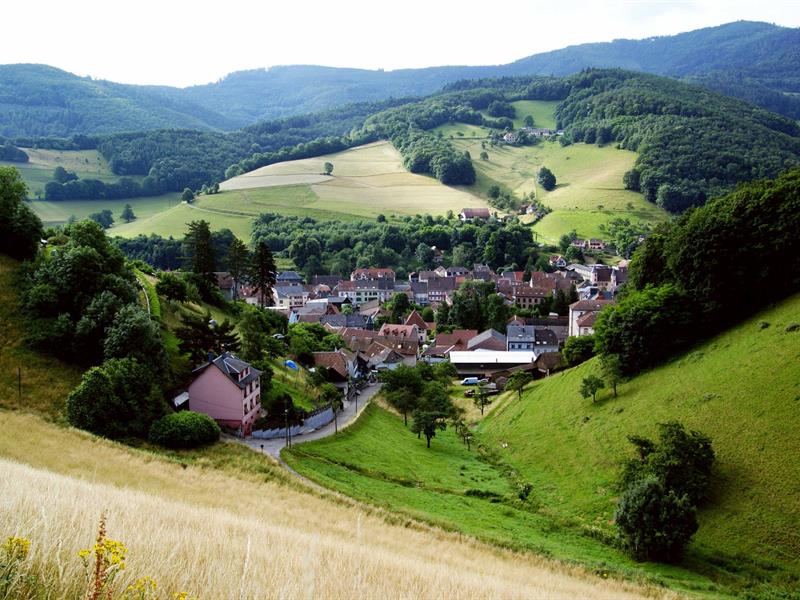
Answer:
284;407;289;448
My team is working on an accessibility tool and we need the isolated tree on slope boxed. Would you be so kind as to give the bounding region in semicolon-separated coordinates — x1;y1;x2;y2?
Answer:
120;203;136;223
537;167;556;191
324;162;334;175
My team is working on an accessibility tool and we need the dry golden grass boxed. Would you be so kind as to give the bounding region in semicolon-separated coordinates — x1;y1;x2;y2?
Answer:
0;412;668;600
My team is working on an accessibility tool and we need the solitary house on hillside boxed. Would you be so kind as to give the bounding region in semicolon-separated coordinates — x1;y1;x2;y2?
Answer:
188;352;261;436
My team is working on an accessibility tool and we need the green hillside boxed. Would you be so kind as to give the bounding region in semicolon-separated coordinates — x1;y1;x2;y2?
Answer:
483;294;800;592
286;296;800;598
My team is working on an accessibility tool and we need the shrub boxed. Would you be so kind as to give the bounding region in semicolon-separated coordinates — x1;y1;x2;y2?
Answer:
66;359;166;439
562;335;595;366
66;367;126;438
615;477;698;562
148;411;220;449
621;421;715;505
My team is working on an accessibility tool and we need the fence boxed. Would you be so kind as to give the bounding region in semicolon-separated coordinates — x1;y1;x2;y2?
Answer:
250;404;335;439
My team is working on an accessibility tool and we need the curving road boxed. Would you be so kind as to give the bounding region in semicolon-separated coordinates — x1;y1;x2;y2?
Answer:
228;382;381;462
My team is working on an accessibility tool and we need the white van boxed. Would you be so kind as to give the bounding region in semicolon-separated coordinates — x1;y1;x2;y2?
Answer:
461;377;480;385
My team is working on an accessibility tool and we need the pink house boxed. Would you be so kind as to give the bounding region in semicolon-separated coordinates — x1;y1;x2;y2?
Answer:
188;352;261;436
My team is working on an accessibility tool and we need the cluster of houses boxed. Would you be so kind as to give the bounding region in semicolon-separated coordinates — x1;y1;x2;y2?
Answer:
180;256;628;436
502;127;565;144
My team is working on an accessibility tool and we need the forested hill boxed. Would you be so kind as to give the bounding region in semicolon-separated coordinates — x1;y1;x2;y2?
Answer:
39;69;800;210
187;20;800;122
0;64;239;137
2;21;800;138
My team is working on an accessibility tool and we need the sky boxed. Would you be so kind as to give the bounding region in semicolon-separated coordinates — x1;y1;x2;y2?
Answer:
3;0;800;87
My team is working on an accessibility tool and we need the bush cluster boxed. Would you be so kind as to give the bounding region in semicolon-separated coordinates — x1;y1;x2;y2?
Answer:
615;421;714;562
148;411;221;449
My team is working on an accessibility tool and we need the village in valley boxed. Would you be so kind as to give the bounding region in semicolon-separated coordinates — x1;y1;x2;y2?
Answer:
185;206;622;439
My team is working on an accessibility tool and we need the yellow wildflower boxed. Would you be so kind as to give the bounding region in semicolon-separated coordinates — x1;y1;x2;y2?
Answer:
2;536;30;561
121;577;158;599
78;548;91;559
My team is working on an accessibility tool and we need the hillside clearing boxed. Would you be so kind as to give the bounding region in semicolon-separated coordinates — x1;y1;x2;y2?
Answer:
30;193;182;228
2;148;130;196
453;139;669;243
0;412;655;600
511;100;560;130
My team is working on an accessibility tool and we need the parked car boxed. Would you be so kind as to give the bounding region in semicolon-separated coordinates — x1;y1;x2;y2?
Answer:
461;377;480;385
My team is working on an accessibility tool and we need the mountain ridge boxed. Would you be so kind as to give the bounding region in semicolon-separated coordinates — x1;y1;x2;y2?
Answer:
2;21;800;137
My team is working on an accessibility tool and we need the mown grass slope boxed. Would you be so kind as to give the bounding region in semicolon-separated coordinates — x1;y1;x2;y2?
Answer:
1;148;122;196
511;100;560;129
218;141;490;218
481;294;800;592
31;193;182;229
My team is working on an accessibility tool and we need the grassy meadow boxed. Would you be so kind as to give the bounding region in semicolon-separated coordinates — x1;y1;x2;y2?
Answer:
284;295;800;598
31;193;183;228
2;148;133;196
454;138;669;244
220;141;490;218
285;405;729;598
511;100;560;129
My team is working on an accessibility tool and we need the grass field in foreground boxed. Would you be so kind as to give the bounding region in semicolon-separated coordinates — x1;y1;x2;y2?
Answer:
452;138;669;243
285;404;728;598
0;415;654;599
481;294;800;597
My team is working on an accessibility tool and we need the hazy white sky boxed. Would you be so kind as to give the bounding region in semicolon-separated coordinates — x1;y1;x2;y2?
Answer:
4;0;800;87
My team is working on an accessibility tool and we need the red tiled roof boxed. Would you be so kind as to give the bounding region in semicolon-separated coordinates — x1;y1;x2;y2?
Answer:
379;324;419;338
312;351;349;379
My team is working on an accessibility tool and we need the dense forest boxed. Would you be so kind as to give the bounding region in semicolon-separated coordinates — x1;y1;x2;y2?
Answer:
0;64;238;137
595;167;800;374
2;22;799;138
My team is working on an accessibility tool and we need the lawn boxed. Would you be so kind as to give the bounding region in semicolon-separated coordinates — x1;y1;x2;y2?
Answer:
481;294;800;597
285;404;730;598
30;193;182;228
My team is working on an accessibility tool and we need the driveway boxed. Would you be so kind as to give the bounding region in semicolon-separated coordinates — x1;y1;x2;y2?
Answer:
229;382;381;461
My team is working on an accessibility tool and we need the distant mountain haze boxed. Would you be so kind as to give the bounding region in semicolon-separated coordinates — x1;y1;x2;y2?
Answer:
1;20;799;137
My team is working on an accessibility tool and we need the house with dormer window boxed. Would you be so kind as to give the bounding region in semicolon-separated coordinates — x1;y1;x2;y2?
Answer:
187;352;261;436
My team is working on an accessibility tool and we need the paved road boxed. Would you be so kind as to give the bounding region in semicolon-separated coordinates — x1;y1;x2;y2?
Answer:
230;382;382;461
